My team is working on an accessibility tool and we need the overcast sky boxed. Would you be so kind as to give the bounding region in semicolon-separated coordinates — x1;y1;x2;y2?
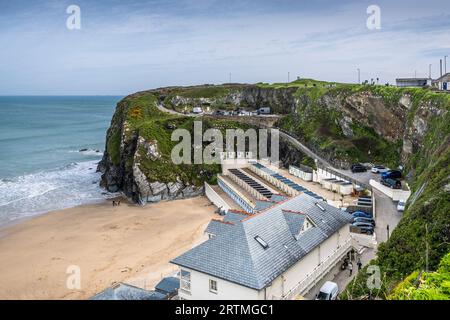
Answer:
1;0;449;95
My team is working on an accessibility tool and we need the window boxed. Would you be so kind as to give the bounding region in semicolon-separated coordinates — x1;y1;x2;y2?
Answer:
180;269;191;294
254;235;269;249
315;202;326;212
209;279;218;293
300;217;315;234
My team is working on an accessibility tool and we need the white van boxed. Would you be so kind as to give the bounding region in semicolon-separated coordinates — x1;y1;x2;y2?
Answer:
315;281;339;300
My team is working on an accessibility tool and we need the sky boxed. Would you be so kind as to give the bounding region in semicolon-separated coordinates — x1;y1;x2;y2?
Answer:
0;0;449;95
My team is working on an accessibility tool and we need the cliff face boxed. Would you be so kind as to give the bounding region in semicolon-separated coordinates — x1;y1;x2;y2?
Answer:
97;93;214;203
100;83;448;202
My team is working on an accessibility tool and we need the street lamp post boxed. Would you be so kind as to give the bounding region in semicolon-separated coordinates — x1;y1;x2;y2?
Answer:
445;56;448;74
357;68;360;84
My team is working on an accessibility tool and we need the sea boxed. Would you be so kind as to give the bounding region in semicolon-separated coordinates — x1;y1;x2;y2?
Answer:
0;96;122;226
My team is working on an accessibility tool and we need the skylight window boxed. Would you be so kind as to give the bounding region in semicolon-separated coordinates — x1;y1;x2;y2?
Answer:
315;202;326;212
254;236;269;249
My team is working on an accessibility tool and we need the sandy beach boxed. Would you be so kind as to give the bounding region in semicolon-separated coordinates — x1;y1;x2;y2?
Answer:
0;196;216;300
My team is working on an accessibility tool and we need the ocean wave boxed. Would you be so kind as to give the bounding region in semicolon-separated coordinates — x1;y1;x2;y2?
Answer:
68;148;104;156
0;160;118;225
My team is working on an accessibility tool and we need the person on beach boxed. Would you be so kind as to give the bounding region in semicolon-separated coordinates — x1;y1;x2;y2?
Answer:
117;200;121;206
112;200;116;206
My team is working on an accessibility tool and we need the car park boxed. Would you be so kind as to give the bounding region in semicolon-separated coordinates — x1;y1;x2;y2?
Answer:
371;165;389;173
353;217;376;226
351;164;367;173
381;170;402;180
381;177;401;189
397;201;406;212
352;211;372;219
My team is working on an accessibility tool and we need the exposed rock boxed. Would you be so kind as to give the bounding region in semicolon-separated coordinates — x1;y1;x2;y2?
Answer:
337;116;354;138
399;94;412;109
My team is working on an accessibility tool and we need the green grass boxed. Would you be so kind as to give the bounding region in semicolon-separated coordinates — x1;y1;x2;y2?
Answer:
388;252;450;300
107;129;121;166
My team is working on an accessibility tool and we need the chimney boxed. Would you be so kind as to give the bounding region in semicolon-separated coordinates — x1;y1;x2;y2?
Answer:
440;59;443;77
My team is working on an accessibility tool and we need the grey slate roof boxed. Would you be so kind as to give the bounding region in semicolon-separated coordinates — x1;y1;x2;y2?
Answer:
205;219;235;237
254;200;277;211
90;283;166;300
223;210;249;223
171;193;352;290
155;277;180;295
282;210;305;239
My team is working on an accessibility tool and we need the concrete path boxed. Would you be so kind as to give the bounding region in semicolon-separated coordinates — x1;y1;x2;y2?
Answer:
373;190;402;244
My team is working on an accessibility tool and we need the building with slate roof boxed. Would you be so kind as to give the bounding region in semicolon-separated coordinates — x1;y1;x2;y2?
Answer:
90;282;166;300
155;276;180;299
171;193;353;300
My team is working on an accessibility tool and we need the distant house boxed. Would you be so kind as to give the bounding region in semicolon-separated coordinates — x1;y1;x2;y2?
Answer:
90;282;166;300
395;78;431;88
171;193;353;300
432;73;450;91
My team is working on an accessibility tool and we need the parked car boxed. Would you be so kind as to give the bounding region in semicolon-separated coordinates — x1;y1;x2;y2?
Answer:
353;217;376;226
315;281;339;300
359;226;374;235
352;211;373;219
381;170;402;180
352;221;375;229
371;165;389;173
397;201;406;212
351;164;367;173
381;177;402;189
257;107;271;115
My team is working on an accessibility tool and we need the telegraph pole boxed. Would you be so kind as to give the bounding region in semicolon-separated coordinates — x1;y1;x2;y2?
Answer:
429;64;432;79
357;68;360;84
445;56;448;74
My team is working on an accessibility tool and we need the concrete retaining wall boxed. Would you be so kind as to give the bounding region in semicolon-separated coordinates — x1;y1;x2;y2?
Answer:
204;182;231;213
369;179;411;202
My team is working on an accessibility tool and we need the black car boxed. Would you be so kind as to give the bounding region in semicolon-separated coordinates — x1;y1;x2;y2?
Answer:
359;226;374;235
381;177;401;189
351;164;367;173
381;170;402;180
353;217;376;226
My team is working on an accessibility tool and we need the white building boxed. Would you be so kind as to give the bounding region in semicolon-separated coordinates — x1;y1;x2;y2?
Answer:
396;78;431;88
171;193;353;300
432;73;450;91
